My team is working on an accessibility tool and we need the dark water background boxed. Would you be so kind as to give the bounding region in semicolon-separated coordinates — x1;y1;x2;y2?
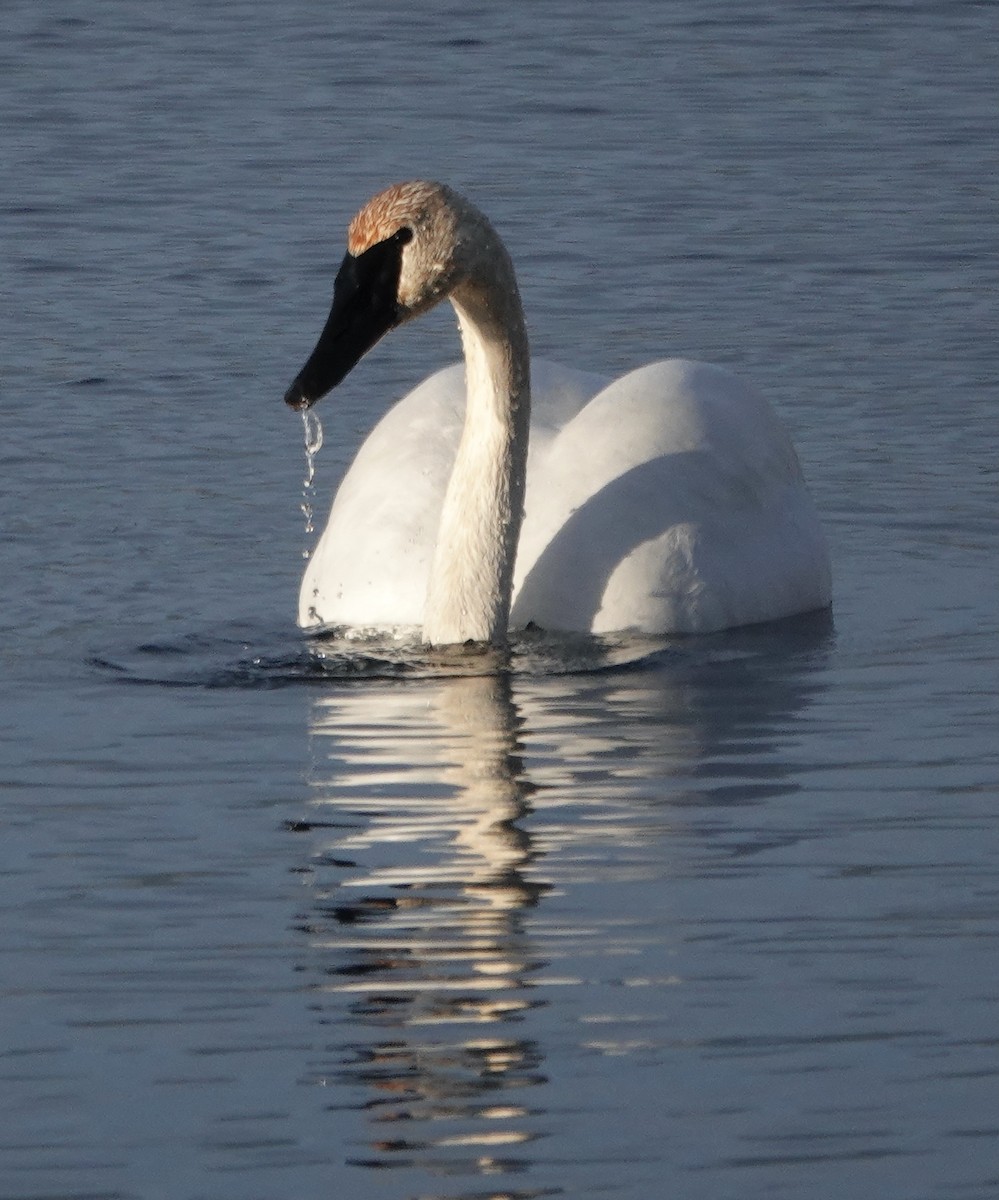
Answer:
2;2;997;1197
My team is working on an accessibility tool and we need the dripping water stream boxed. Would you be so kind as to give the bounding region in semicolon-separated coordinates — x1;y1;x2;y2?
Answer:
300;407;324;556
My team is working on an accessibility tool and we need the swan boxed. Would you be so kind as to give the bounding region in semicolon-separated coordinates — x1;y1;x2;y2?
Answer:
284;181;831;646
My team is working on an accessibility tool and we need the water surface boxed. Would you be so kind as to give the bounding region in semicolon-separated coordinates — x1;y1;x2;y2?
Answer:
2;2;997;1198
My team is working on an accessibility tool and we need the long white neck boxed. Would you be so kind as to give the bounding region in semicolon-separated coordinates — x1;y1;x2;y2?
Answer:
422;242;531;646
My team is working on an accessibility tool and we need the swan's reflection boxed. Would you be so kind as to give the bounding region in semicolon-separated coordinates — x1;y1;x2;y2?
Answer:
300;670;551;1191
294;616;833;1195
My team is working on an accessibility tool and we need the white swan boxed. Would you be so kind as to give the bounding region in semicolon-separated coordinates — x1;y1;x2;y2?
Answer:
284;181;831;645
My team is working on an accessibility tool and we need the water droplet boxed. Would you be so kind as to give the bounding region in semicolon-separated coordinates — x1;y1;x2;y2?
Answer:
301;408;324;552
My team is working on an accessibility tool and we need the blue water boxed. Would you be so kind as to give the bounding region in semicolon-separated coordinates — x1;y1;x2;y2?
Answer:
2;2;997;1197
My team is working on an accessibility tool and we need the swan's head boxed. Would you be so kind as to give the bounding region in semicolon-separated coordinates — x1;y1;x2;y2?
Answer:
284;181;482;410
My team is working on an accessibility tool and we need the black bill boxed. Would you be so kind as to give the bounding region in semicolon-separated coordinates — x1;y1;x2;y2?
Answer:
283;228;411;409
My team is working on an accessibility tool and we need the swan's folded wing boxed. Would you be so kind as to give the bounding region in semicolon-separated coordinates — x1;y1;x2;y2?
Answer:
512;359;831;633
298;364;466;629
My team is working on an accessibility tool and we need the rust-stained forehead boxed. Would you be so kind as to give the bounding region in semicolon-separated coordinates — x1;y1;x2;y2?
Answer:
347;181;444;256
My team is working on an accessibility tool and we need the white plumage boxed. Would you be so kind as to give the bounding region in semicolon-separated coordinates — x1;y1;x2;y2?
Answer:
286;183;831;643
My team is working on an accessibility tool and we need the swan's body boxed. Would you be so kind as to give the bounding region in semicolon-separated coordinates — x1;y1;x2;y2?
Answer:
285;182;831;645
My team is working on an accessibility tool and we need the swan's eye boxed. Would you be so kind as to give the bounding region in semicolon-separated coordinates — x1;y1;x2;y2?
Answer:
395;227;414;246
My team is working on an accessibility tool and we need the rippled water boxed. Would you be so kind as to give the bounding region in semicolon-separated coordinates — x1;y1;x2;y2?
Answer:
3;1;997;1197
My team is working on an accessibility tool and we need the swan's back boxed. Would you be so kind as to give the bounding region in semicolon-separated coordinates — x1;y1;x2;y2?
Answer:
300;357;829;635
